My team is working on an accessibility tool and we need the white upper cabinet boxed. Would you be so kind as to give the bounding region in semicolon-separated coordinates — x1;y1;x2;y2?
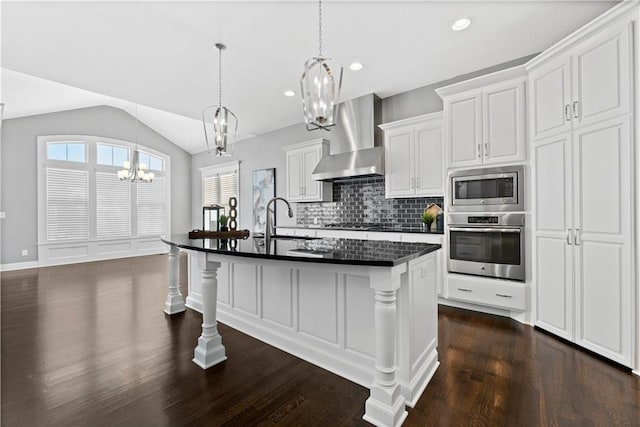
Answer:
447;93;482;168
437;65;527;169
482;81;526;164
380;112;444;199
283;139;332;202
528;19;631;141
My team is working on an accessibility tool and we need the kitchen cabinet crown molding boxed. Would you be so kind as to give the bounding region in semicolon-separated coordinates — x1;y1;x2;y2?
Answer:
526;0;638;71
435;65;526;99
282;138;329;152
378;111;443;131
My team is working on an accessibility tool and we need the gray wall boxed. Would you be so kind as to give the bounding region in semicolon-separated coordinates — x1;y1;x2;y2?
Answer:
191;122;312;231
192;54;537;231
1;105;192;264
381;53;537;123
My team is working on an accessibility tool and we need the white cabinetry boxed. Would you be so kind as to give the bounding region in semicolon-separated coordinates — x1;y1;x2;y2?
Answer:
380;112;444;198
533;117;633;367
528;21;631;141
436;66;527;169
283;139;332;202
529;9;636;367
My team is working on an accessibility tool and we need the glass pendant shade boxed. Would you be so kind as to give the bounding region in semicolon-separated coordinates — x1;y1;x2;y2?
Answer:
203;104;237;156
300;56;343;131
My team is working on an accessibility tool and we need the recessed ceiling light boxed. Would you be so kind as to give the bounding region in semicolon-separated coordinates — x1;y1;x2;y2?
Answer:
452;18;471;31
349;62;364;71
284;90;296;97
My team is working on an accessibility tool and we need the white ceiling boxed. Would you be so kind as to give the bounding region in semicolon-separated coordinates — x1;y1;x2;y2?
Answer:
1;0;618;154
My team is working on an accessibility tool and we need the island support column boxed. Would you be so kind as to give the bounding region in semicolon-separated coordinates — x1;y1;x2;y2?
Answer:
164;244;186;315
192;253;227;369
364;264;408;427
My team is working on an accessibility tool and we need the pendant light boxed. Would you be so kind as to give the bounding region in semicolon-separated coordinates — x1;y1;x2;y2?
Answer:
118;104;154;182
203;43;238;156
300;0;343;131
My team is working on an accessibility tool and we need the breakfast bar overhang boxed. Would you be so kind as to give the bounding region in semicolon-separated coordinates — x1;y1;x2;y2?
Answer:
161;235;441;427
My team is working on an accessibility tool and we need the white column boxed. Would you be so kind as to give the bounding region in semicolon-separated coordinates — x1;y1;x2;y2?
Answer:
164;244;186;315
364;265;408;427
193;253;227;369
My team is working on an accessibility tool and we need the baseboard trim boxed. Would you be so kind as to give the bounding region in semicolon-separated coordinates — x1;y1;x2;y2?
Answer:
1;250;168;272
0;261;40;272
438;297;529;324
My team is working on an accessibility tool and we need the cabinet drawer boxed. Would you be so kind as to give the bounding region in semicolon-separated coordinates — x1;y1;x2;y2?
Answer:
447;274;526;311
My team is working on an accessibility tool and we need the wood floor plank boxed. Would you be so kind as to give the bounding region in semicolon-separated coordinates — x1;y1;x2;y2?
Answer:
2;254;639;426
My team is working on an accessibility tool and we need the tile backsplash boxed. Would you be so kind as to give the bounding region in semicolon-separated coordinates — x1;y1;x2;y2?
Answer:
295;176;444;227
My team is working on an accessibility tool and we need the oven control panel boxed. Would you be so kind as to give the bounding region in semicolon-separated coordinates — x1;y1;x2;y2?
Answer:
467;216;499;224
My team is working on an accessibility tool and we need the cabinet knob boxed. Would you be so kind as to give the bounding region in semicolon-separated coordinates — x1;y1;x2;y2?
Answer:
484;142;489;156
564;104;571;122
572;101;579;119
477;144;481;158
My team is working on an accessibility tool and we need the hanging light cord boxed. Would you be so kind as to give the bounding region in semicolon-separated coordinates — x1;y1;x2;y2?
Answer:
135;104;139;149
218;46;223;108
318;0;323;58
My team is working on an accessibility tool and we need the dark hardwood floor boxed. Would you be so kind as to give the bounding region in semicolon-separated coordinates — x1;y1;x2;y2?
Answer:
2;254;639;426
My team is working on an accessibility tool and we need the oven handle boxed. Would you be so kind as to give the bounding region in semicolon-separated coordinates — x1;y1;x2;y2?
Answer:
449;227;521;233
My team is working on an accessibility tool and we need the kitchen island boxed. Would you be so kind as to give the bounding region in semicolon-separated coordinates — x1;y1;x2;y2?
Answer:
161;234;441;427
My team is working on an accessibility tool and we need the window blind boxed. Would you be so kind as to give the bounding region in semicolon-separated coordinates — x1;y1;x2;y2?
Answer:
137;176;167;236
46;168;89;241
203;172;237;213
96;172;131;239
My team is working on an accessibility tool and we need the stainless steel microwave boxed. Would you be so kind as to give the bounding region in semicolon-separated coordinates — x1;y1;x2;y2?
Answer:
448;165;525;212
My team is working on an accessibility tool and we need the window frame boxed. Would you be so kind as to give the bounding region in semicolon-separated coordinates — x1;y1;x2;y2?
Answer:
37;135;171;246
200;160;240;225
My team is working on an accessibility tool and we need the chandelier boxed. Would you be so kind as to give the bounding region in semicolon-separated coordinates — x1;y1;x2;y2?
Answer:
203;43;238;156
300;0;343;131
118;105;154;182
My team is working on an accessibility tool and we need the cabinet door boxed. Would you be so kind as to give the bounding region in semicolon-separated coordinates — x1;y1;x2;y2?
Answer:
572;117;632;367
482;81;526;165
447;93;482;168
529;57;572;141
302;147;321;200
286;151;303;202
414;124;444;196
571;22;631;129
384;129;415;198
533;133;574;341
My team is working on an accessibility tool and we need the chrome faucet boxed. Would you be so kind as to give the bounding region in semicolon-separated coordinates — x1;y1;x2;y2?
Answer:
264;197;294;251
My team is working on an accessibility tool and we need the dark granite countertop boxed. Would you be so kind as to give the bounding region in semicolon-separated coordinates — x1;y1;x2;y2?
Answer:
276;224;445;235
162;234;441;267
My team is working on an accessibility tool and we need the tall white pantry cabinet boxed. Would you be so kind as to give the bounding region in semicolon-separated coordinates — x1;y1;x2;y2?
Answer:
528;4;637;368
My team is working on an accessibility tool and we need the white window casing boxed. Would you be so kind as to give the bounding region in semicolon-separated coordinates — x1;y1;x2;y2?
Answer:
200;161;239;218
37;135;171;266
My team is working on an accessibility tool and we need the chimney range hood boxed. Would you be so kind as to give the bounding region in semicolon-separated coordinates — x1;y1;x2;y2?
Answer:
311;94;384;181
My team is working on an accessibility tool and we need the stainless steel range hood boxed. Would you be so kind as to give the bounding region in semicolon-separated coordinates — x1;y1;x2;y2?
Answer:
311;94;384;181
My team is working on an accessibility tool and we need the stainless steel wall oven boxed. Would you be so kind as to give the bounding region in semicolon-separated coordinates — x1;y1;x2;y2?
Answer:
447;213;525;282
449;165;524;212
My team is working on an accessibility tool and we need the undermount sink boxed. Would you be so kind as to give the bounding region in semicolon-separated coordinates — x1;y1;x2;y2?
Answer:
255;234;319;241
272;235;319;240
286;248;334;258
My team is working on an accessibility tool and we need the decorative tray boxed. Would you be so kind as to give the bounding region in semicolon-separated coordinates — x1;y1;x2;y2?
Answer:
188;229;250;239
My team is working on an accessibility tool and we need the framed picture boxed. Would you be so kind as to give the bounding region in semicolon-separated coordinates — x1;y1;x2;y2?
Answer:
252;168;275;234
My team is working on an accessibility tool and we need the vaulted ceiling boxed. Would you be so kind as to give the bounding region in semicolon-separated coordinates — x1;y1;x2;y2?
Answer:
1;1;618;154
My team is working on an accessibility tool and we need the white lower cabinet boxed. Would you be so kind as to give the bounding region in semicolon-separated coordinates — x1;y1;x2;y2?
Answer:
533;116;633;367
275;228;446;296
447;274;526;311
